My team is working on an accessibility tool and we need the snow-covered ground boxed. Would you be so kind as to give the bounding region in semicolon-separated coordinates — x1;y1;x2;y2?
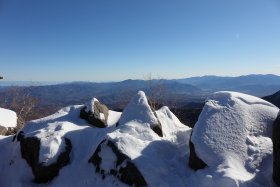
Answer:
0;108;17;128
0;91;279;187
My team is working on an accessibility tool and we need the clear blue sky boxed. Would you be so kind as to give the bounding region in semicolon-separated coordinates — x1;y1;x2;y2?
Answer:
0;0;280;81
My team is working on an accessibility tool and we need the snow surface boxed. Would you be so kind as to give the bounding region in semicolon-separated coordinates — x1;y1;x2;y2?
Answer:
84;98;99;112
99;142;118;172
0;91;279;187
119;91;159;128
192;91;279;185
0;108;17;128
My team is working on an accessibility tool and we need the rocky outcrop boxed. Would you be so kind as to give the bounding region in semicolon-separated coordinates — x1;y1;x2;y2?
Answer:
80;98;109;128
188;132;207;170
18;131;72;183
89;139;147;187
263;90;280;109
273;114;280;186
119;91;163;137
190;91;278;175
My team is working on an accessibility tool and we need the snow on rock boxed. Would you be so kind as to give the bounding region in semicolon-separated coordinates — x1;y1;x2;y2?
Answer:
0;90;278;187
0;108;17;134
0;104;122;186
106;106;191;187
88;139;148;187
191;91;279;184
80;98;109;128
84;98;99;113
19;134;72;183
0;91;192;187
35;122;72;165
156;106;191;143
118;91;163;137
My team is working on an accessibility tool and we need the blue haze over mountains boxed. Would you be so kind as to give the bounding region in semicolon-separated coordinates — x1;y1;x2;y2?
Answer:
0;74;280;109
175;74;280;95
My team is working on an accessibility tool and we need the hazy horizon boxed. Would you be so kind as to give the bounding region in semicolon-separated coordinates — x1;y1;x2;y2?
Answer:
1;73;280;86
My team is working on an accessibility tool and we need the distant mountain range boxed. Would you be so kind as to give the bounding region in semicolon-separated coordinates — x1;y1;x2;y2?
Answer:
1;74;280;109
263;90;280;109
0;74;279;127
176;74;280;96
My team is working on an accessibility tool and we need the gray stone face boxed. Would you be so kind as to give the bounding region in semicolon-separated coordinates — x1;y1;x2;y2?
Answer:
0;126;7;135
273;114;280;186
0;126;15;135
89;140;147;187
18;131;72;183
80;100;109;128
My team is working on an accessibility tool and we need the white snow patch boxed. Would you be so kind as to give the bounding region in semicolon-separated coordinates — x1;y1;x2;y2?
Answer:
156;106;191;141
84;98;99;112
192;91;279;184
99;113;105;120
99;144;117;172
0;108;17;128
36;122;71;165
107;110;121;127
119;91;159;128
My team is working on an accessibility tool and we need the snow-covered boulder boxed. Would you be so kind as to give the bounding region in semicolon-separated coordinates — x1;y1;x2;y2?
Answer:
118;91;163;137
0;91;192;186
88;139;147;187
6;89;280;186
80;98;109;128
0;108;17;135
273;112;280;186
190;91;279;183
19;132;72;183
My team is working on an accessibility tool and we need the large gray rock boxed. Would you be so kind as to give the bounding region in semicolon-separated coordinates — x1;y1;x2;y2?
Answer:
0;126;7;135
89;139;147;187
273;114;280;186
0;126;16;136
80;98;109;128
18;131;72;183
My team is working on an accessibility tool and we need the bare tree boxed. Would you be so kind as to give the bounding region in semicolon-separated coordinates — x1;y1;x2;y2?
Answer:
145;73;166;110
0;86;38;132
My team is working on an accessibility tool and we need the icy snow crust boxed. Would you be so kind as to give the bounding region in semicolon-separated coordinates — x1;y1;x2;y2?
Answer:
0;108;17;128
192;91;279;185
0;91;279;187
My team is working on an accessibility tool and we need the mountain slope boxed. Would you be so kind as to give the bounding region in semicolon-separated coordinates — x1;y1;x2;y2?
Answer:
16;80;202;106
263;90;280;108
